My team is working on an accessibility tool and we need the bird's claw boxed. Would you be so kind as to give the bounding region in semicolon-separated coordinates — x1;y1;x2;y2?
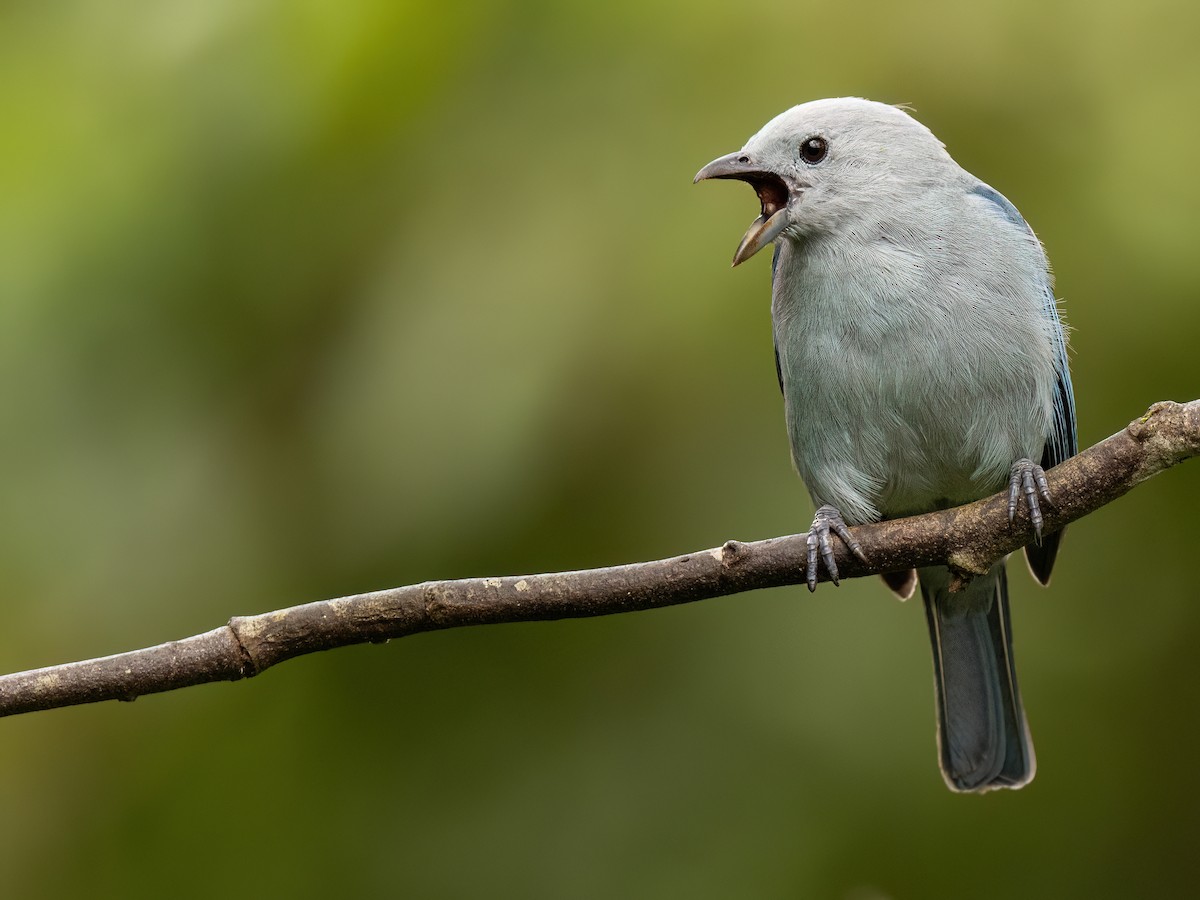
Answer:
1007;457;1052;542
806;505;868;591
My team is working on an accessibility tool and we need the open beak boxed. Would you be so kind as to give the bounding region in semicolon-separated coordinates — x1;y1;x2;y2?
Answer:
694;152;792;266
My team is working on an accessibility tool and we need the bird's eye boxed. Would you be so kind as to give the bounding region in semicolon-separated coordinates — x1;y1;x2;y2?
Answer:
799;136;828;164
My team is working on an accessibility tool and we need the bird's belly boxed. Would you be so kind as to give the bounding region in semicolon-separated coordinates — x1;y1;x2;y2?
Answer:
780;328;1047;524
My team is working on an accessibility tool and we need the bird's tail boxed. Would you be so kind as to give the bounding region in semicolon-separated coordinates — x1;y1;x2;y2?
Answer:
920;564;1034;792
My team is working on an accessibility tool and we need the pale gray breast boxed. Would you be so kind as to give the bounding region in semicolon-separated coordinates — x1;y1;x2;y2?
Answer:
772;189;1058;523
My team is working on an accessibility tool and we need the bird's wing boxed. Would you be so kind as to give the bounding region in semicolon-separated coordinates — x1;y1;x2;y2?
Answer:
972;184;1077;583
1025;280;1077;584
1039;281;1078;471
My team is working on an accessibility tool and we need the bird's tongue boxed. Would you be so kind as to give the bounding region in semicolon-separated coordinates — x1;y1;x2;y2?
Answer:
732;207;788;267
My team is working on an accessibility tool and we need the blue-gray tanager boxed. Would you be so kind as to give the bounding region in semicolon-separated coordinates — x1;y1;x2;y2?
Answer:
695;98;1076;792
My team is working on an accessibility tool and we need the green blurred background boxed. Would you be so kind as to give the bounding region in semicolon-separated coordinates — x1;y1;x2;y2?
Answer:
1;0;1197;897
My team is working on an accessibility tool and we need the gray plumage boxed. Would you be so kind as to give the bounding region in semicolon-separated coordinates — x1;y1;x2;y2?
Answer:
696;98;1076;792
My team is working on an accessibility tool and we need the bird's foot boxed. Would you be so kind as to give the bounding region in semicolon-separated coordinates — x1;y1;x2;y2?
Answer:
1007;458;1052;542
806;505;869;591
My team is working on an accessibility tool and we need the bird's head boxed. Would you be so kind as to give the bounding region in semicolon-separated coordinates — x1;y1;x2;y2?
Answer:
694;97;951;265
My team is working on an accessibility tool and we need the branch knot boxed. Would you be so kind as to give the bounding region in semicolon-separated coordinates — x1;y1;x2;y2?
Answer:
718;540;748;567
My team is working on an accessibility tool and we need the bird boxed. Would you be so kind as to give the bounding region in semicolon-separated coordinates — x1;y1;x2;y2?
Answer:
694;98;1076;792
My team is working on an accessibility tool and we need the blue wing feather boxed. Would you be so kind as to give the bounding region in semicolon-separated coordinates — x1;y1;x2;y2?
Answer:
973;183;1077;583
1027;283;1076;584
971;184;1077;467
1040;282;1078;470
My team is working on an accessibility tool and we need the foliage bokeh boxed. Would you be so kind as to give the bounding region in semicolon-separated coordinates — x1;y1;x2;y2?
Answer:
1;1;1197;897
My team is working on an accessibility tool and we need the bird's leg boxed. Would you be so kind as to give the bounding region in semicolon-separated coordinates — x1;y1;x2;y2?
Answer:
806;505;869;591
1007;458;1052;542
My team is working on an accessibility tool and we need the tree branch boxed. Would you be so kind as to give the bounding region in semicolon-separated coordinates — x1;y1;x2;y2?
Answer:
3;400;1197;718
